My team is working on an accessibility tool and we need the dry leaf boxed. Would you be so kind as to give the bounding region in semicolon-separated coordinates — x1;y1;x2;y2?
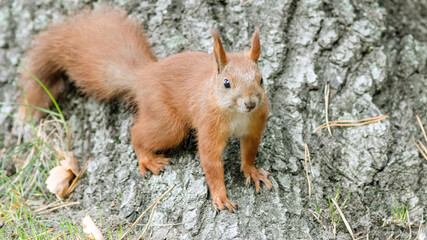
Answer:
58;150;79;175
45;166;74;198
45;151;79;198
82;214;105;240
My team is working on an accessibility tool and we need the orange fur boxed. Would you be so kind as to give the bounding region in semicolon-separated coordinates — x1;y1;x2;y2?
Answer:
19;7;271;212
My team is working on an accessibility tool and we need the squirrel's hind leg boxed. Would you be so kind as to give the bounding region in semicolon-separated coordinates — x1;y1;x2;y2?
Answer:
131;111;189;177
136;151;171;177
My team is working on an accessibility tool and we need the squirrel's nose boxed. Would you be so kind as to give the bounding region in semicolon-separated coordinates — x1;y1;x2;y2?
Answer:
245;101;256;110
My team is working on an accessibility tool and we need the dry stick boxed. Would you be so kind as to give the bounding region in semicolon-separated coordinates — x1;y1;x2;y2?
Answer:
416;115;427;144
353;230;366;238
315;117;389;131
65;157;93;196
0;213;11;222
53;234;63;240
331;198;355;240
324;84;332;135
316;115;388;127
137;192;168;240
65;193;74;203
307;143;313;176
315;115;389;131
304;144;311;200
120;185;175;240
24;196;35;205
34;200;61;213
243;0;254;6
419;140;427;158
415;215;423;240
408;221;412;240
309;210;324;227
24;228;56;240
415;141;427;161
38;201;80;214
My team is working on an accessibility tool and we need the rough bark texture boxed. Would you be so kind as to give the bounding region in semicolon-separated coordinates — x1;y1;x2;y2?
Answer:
0;0;426;239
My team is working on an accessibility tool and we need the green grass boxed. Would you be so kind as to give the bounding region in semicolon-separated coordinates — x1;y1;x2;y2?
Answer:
327;181;351;226
0;142;66;239
312;181;352;232
0;68;130;239
383;200;409;226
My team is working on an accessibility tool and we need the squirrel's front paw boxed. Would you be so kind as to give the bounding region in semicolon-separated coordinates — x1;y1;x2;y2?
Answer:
243;167;273;193
212;195;238;213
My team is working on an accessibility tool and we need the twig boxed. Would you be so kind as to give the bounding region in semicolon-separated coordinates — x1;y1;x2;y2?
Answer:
416;115;427;144
65;157;93;196
353;230;366;240
38;202;80;214
24;196;36;205
331;198;355;240
415;215;423;240
415;141;427;161
315;115;388;131
304;144;311;200
66;193;74;203
309;210;324;227
138;192;168;240
34;200;61;212
53;234;64;240
318;115;388;124
120;185;175;240
324;84;332;135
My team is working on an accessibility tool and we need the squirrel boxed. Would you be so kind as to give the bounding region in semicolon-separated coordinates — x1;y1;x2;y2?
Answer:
18;6;272;212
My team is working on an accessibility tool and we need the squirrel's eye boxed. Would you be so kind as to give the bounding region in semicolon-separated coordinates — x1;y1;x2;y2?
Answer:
260;78;264;85
224;79;231;89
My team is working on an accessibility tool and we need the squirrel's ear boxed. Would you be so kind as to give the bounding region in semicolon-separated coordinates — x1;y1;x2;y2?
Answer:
212;30;228;73
249;28;261;62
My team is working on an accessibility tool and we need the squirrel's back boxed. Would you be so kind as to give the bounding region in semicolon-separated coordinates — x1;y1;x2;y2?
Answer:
20;6;156;119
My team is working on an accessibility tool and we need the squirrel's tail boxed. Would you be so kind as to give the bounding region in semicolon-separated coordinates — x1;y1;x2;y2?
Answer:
19;6;156;120
18;36;66;121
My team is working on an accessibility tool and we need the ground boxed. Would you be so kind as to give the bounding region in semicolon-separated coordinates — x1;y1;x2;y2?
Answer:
0;0;426;239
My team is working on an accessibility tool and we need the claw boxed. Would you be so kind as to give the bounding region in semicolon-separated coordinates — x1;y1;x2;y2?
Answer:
243;167;272;193
245;177;251;187
138;157;171;177
255;180;261;193
212;196;238;213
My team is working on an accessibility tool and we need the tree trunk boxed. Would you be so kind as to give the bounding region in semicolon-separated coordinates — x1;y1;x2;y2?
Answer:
0;0;426;239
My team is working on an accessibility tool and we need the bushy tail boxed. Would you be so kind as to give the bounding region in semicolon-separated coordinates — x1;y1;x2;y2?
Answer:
18;37;66;121
18;6;156;120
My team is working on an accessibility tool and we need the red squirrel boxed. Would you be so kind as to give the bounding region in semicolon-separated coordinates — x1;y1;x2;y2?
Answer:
19;6;272;212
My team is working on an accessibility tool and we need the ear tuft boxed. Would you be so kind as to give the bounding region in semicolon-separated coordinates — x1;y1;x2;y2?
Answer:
212;29;228;73
249;28;261;62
